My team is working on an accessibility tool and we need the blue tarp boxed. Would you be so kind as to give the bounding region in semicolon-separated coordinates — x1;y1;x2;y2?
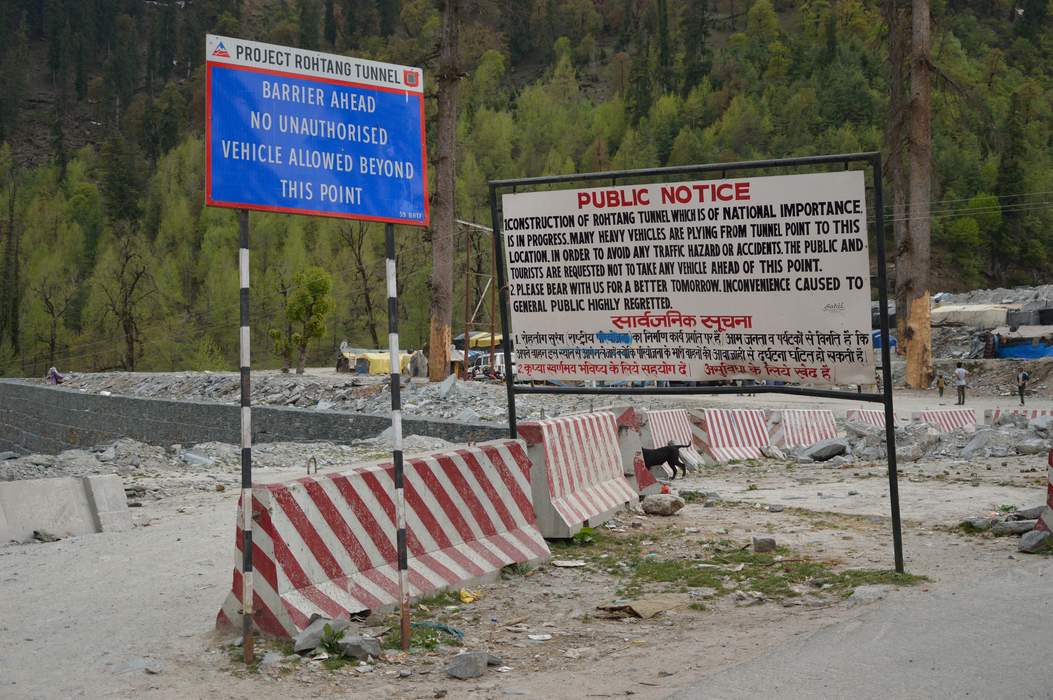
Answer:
872;330;897;349
993;337;1053;359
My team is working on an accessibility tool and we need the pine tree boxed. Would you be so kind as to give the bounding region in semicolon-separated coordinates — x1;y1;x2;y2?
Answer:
680;0;712;95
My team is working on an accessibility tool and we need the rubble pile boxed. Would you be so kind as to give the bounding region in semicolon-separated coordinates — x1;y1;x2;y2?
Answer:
0;436;455;498
939;284;1053;307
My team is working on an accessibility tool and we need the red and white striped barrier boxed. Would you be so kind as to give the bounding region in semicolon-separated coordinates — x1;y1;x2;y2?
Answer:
688;409;771;465
845;408;892;428
518;413;639;539
567;406;660;495
216;440;549;638
985;408;1052;425
912;408;978;433
1035;450;1052;535
766;409;839;448
644;408;705;468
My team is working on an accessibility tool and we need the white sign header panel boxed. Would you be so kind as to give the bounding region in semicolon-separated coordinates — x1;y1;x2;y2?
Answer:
501;170;875;386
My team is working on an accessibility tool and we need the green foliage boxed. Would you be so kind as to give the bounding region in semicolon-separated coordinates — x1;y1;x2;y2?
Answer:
318;622;345;655
288;266;332;374
1;0;1052;376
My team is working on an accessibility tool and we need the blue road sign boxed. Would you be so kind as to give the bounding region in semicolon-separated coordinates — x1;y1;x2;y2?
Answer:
205;35;428;226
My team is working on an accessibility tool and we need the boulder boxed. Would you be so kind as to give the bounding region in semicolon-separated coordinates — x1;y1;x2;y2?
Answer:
641;494;685;516
1029;415;1053;436
961;517;997;531
802;438;849;462
752;536;776;553
337;636;382;661
847;584;893;607
1009;505;1046;521
0;451;18;460
1018;529;1052;554
962;429;996;459
1016;439;1048;456
991;520;1037;537
293;617;352;653
446;651;502;680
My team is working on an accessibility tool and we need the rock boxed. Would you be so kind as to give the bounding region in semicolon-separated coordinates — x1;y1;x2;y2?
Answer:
1018;529;1052;554
991;520;1037;537
446;651;500;680
1016;439;1048;456
768;504;785;513
802;438;849;462
760;445;785;460
456;407;481;423
641;494;685;516
826;455;852;468
962;517;997;531
293;617;352;653
847;584;893;607
437;374;458;399
1029;415;1053;435
752;536;776;553
32;530;60;543
0;451;19;460
260;651;284;669
337;636;382;661
1009;506;1046;521
96;445;116;463
962;430;992;458
180;451;215;467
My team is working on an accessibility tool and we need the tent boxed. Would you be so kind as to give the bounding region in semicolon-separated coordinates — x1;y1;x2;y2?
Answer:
453;331;503;349
353;352;412;374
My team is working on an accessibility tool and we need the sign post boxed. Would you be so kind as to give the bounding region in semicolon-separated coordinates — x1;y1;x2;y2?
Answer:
489;154;905;573
205;34;428;656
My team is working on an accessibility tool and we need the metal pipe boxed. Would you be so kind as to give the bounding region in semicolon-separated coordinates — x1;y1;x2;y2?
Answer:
489;184;518;439
384;223;411;649
237;209;254;665
462;224;471;379
872;153;905;573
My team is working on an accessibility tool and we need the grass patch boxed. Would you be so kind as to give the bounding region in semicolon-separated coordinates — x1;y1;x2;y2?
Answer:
680;490;706;504
689;602;707;611
322;657;352;671
380;625;460;651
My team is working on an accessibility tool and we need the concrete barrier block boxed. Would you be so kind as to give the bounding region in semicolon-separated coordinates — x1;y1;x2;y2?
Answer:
83;474;133;532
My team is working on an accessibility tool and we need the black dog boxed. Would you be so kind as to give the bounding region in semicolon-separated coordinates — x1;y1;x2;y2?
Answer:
641;444;691;480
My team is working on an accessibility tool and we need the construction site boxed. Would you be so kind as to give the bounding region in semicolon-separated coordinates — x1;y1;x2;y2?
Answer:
2;6;1053;699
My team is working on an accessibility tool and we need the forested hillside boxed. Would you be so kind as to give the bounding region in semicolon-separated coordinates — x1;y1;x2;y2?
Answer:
0;0;1050;376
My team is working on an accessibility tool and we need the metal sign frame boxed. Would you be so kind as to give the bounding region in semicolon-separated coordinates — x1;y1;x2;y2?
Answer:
205;34;427;658
488;152;904;573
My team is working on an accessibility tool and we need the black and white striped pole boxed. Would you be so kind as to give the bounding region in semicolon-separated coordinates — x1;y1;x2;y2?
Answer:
238;209;255;664
385;222;411;650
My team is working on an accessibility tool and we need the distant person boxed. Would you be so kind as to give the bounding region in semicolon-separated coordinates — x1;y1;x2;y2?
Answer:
1017;369;1030;406
936;374;945;399
954;362;968;405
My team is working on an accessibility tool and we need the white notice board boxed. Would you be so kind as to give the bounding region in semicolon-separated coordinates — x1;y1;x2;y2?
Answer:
500;171;875;386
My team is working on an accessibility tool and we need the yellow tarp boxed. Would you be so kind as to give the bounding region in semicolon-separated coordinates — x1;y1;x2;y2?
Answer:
353;352;412;374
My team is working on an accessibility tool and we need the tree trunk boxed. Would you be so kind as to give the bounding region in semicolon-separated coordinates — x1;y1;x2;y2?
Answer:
885;0;910;356
428;0;461;382
296;342;308;375
345;223;380;347
903;0;933;389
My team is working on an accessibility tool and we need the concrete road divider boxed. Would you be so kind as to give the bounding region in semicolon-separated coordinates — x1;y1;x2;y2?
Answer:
568;405;659;495
912;409;977;433
643;408;705;468
767;409;839;448
986;408;1051;425
517;413;638;539
216;439;550;638
0;474;131;544
845;408;894;428
688;408;771;465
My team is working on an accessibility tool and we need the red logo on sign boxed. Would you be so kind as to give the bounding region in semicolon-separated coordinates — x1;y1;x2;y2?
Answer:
212;42;231;58
404;69;419;87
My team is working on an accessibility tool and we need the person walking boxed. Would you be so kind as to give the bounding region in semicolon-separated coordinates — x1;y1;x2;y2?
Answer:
1017;368;1030;406
954;362;968;405
936;374;945;399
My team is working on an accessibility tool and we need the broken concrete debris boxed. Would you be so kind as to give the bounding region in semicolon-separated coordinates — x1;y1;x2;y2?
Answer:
802;438;849;462
294;616;352;653
337;636;382;661
446;651;502;680
1018;529;1052;554
641;493;686;516
752;536;777;553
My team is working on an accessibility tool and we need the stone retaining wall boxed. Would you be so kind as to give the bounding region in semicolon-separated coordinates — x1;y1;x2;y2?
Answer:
0;380;507;455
